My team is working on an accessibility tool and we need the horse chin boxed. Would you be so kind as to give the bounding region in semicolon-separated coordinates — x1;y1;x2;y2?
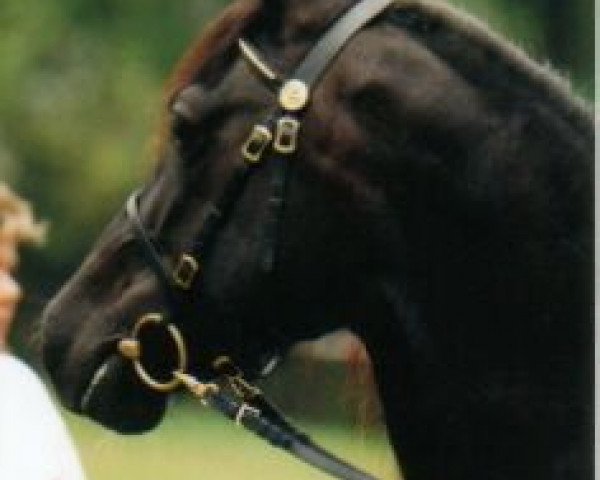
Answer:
80;355;167;434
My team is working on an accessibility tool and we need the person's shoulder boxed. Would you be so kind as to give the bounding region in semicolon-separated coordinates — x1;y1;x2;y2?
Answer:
0;351;38;376
0;354;87;480
0;351;47;393
0;351;63;427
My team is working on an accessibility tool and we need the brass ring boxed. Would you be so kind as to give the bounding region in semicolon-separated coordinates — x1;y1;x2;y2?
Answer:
120;313;188;393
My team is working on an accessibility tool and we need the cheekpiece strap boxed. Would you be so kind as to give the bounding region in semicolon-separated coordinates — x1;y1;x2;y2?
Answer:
278;0;395;113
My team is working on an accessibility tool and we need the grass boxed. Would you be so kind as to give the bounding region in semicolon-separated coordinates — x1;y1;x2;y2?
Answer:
64;400;401;480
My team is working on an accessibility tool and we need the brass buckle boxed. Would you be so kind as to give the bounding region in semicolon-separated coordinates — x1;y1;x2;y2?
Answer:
118;313;188;393
212;355;262;400
173;254;199;290
241;124;273;164
273;116;301;154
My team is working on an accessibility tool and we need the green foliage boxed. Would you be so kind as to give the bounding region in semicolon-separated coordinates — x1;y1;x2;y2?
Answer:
1;0;227;265
456;0;594;98
65;403;399;480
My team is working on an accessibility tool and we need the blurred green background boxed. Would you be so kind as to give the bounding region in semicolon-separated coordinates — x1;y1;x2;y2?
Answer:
1;0;593;479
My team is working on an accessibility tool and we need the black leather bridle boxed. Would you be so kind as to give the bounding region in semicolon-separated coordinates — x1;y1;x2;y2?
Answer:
120;1;394;479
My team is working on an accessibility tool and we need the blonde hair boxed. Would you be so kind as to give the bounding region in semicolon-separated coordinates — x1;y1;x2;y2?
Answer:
0;183;47;245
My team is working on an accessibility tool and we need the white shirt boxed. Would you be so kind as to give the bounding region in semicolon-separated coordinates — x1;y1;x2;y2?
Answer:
0;353;86;480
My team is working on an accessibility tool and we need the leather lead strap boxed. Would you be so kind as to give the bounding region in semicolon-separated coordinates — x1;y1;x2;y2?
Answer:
292;0;395;87
177;372;379;480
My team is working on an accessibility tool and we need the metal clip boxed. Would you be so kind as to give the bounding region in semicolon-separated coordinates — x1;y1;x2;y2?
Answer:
173;254;199;290
212;356;262;400
174;371;219;404
241;124;273;164
273;116;301;154
235;403;260;426
229;375;262;401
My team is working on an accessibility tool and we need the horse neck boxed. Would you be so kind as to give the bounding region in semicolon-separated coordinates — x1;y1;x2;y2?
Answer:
337;16;593;280
347;278;424;465
334;13;594;412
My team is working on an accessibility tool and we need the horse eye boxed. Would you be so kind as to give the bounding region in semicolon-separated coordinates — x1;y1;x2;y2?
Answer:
172;116;210;166
171;112;198;139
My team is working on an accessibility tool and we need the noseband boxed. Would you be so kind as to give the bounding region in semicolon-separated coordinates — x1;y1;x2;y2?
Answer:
121;1;394;479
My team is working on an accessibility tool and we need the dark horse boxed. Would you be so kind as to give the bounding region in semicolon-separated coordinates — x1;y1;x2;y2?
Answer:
41;0;593;478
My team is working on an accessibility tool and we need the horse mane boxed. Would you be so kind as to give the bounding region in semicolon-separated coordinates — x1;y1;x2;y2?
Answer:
389;0;592;128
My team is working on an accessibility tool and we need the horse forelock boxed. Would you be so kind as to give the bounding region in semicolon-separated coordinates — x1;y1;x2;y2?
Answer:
152;0;264;160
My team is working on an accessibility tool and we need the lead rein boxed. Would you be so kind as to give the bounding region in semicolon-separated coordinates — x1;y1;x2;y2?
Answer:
174;372;380;480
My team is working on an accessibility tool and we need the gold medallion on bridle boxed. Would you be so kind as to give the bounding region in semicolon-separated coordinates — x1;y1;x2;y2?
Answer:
279;79;309;111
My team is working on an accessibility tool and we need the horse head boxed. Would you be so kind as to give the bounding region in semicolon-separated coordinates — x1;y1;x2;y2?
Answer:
42;0;593;477
42;0;401;433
